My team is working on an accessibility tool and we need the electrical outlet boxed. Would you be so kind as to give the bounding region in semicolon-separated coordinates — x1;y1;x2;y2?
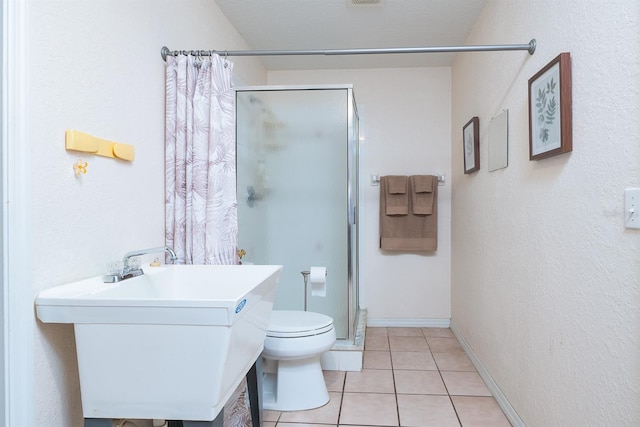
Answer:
625;188;640;229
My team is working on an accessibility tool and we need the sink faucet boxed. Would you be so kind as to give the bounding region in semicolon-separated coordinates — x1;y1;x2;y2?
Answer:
104;246;178;283
123;246;178;270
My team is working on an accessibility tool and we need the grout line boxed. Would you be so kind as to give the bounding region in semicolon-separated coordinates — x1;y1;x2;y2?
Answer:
335;373;346;427
449;393;464;427
440;366;464;427
425;326;464;427
388;339;401;427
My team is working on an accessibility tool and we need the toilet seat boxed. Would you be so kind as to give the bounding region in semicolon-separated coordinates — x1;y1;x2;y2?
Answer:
266;310;334;338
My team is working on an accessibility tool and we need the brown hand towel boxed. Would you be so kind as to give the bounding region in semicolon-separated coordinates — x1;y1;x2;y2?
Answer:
411;175;436;215
379;175;438;252
384;175;409;215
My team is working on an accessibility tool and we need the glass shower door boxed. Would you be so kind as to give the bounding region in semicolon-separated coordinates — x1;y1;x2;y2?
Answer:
236;87;353;339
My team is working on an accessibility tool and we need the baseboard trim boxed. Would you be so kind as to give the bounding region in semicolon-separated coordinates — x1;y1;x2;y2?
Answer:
450;321;525;427
366;317;451;328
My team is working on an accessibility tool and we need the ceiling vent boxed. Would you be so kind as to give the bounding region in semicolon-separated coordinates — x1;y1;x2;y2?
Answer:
349;0;382;7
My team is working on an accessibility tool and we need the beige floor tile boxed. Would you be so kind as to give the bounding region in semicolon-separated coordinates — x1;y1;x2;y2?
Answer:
397;394;461;427
345;369;395;393
391;351;438;370
387;327;424;336
339;392;399;426
263;410;280;422
394;369;447;395
267;328;508;427
365;334;390;351
277;424;335;427
363;350;392;369
451;396;512;427
277;392;342;424
427;337;465;353
323;370;345;392
366;327;388;336
441;371;492;396
433;352;476;371
422;327;455;338
389;335;430;352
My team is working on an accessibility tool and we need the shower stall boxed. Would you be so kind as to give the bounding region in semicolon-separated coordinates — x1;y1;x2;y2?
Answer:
235;85;360;342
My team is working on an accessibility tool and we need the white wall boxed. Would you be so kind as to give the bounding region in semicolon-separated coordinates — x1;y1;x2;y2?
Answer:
268;68;452;324
28;1;266;425
451;1;639;426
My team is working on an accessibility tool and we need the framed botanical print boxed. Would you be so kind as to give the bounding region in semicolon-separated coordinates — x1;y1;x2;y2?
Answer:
528;52;572;160
463;117;479;174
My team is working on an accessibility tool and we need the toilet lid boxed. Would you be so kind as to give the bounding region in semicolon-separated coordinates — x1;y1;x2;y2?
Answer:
267;310;334;338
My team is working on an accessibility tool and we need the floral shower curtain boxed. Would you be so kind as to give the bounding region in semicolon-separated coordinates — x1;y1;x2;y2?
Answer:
165;53;238;265
165;53;249;427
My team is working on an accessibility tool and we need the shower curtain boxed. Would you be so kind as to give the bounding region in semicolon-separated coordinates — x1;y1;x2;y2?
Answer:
165;54;250;426
165;53;238;265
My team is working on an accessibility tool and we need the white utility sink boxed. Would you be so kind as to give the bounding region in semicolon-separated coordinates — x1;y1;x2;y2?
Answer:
36;264;282;422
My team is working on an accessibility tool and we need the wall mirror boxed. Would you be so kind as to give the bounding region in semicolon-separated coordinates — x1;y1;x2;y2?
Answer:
488;110;509;171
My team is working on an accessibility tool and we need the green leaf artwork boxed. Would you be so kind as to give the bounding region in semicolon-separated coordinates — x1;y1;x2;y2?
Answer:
535;77;557;143
465;132;473;155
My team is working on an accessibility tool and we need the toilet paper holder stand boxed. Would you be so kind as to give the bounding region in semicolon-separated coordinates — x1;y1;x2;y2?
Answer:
301;271;310;311
301;268;327;311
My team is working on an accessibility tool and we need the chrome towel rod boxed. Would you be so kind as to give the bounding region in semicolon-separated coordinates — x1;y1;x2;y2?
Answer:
161;39;536;61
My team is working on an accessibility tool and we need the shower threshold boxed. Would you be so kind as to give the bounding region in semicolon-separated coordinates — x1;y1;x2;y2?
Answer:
320;309;366;372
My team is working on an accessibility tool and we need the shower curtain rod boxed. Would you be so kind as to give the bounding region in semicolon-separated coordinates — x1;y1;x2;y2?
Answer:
160;39;536;61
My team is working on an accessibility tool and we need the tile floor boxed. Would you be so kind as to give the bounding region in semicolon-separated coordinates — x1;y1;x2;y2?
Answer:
263;327;512;427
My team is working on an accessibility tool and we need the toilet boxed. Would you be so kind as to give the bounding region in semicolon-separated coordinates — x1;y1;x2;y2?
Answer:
261;310;336;411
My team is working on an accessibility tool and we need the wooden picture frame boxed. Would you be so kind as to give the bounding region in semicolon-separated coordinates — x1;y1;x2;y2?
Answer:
528;52;572;160
463;117;480;174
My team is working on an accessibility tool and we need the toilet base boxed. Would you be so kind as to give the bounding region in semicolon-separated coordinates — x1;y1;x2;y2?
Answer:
261;355;329;411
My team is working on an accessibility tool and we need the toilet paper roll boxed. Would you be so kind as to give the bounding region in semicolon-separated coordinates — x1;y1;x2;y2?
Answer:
310;266;327;297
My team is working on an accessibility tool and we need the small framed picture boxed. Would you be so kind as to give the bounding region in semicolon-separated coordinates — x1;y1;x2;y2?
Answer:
463;117;479;174
528;52;572;160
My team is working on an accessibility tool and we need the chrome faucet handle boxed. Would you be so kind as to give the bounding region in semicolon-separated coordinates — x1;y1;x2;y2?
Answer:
104;261;125;283
124;257;141;270
107;260;124;275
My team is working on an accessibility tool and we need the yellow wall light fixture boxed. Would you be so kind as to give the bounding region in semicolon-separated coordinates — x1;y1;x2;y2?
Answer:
65;129;135;161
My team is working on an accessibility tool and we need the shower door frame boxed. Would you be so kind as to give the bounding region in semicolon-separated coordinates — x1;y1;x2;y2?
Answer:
234;84;360;342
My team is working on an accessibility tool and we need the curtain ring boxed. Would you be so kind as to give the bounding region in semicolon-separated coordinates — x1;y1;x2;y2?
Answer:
224;51;229;68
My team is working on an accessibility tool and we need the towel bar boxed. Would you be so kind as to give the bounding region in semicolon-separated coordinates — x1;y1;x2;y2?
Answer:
371;173;445;186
